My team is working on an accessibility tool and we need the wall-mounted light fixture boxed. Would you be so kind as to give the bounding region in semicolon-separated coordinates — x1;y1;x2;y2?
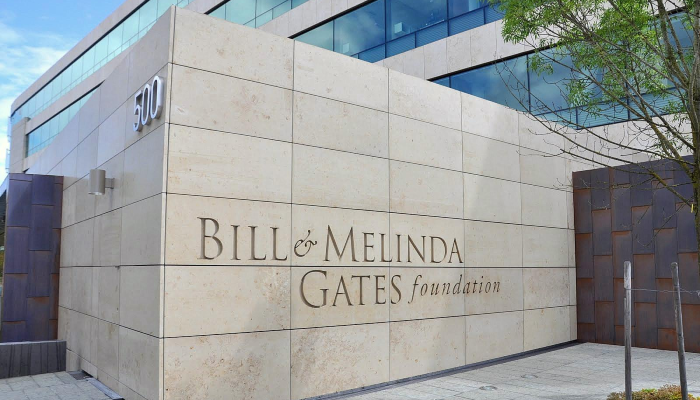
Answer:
88;169;114;196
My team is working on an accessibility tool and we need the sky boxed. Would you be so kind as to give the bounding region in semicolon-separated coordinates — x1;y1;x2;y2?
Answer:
0;0;124;182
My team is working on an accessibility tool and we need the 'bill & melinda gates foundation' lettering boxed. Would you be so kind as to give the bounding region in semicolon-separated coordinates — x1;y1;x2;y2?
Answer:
196;218;503;308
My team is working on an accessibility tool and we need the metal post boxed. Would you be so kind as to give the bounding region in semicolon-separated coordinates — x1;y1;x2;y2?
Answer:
671;262;688;400
624;261;632;400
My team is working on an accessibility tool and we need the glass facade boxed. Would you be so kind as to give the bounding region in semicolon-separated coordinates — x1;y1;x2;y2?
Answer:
10;0;193;128
437;51;676;129
293;0;501;62
209;0;310;28
25;90;96;157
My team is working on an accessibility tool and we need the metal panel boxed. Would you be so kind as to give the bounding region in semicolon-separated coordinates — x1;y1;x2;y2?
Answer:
633;254;657;303
611;187;631;231
654;229;678;279
612;231;632;278
590;168;611;210
634;303;657;348
574;189;592;233
632;206;654;254
592;209;612;255
594;256;614;302
1;174;63;343
595;302;615;344
575;233;594;278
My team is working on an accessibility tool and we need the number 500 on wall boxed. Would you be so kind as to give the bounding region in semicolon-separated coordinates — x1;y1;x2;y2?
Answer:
133;76;164;132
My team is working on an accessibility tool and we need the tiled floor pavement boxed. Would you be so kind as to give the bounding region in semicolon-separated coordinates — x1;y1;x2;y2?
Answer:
0;343;697;400
0;372;110;400
340;343;700;400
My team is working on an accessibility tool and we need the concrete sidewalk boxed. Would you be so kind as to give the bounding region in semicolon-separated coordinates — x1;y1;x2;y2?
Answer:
0;343;697;400
0;372;111;400
340;343;700;400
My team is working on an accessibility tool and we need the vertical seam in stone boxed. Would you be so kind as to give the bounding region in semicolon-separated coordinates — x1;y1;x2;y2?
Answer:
460;91;467;367
289;39;295;400
161;8;177;399
518;116;526;352
386;67;391;382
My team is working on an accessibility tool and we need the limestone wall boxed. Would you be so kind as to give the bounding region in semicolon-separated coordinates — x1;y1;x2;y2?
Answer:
24;8;175;400
158;8;577;400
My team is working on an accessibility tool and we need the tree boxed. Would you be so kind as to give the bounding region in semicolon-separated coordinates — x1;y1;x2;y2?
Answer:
490;0;700;273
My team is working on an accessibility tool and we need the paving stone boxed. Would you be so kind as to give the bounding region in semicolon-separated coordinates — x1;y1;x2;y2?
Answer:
339;343;699;400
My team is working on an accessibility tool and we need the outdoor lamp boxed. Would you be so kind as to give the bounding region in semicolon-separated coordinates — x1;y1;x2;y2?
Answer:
88;169;114;196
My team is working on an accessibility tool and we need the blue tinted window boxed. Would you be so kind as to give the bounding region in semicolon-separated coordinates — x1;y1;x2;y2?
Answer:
450;57;529;111
334;0;385;55
227;0;256;24
529;51;576;114
210;5;226;19
296;21;334;50
257;0;285;14
449;0;487;18
386;0;447;41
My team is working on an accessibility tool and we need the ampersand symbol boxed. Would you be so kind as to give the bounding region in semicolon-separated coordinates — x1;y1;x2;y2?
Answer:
294;230;317;258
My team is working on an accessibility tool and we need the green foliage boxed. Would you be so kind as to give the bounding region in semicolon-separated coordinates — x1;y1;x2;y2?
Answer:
608;385;696;400
489;0;697;156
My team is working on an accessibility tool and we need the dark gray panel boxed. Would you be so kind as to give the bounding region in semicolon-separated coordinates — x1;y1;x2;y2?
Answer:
654;229;678;279
632;206;654;254
7;179;32;227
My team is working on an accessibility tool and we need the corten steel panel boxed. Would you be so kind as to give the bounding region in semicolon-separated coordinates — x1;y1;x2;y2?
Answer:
590;168;611;210
573;170;591;190
594;256;614;302
611;187;632;231
635;302;658;348
652;182;678;229
0;322;26;343
657;328;677;351
632;206;655;254
674;162;693;199
2;174;63;343
612;167;631;186
51;183;62;229
595;302;615;344
577;278;595;324
630;170;653;207
26;298;51;341
27;251;52;297
49;274;59;320
656;279;676;330
682;304;700;353
575;161;700;350
50;230;61;274
592;210;613;255
574;189;593;233
677;204;698;253
2;275;27;322
576;233;594;278
29;206;53;251
6;179;32;227
30;175;55;205
612;231;632;278
578;323;596;342
633;254;657;304
650;160;675;180
4;227;30;274
614;325;635;346
654;229;678;279
679;253;700;305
